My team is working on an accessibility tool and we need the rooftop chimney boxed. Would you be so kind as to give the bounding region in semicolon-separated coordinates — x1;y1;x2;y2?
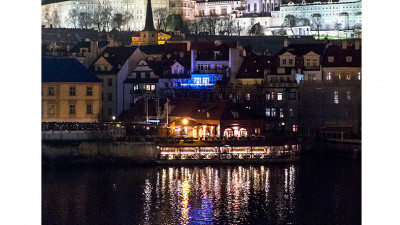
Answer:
342;40;348;49
284;39;290;48
355;40;360;50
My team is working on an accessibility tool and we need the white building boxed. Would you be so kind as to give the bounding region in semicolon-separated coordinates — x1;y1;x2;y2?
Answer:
245;0;282;14
271;0;362;30
195;0;243;17
42;0;170;31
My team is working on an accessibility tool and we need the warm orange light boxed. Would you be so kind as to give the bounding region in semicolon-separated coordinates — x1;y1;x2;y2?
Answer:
183;119;188;125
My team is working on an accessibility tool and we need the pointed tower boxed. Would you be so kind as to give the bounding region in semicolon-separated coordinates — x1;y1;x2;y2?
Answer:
140;0;158;45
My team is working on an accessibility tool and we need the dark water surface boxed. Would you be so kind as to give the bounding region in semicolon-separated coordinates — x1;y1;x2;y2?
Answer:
42;154;361;225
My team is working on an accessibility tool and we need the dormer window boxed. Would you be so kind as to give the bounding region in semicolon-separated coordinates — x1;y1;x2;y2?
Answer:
328;56;335;62
233;111;239;118
104;53;109;57
207;112;210;118
346;56;353;62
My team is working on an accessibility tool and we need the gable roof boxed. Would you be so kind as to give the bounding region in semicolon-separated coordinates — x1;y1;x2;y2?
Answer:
90;46;138;74
321;45;361;67
278;43;326;56
138;45;165;55
236;54;278;79
42;58;101;83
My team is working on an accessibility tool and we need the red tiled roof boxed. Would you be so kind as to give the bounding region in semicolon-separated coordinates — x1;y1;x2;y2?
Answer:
321;45;361;67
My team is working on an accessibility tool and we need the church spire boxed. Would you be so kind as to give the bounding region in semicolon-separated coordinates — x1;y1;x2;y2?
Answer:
143;0;156;31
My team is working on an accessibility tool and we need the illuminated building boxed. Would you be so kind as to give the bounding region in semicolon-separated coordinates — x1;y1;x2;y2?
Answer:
41;0;170;31
140;0;158;46
271;0;362;36
167;100;262;139
42;58;102;122
187;41;244;89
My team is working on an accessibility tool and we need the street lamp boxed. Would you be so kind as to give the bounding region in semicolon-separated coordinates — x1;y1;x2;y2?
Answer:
112;116;116;121
183;119;188;125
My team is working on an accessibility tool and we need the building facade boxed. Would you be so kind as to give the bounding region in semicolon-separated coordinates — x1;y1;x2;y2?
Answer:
42;0;170;31
42;58;102;122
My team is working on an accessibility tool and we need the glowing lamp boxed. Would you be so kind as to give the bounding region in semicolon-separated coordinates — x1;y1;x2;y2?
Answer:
183;119;188;125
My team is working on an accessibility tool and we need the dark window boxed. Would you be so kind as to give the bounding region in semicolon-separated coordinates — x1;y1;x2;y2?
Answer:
69;86;76;96
108;93;112;102
108;79;112;87
86;87;92;96
289;92;296;100
87;104;92;114
48;86;55;96
69;104;76;114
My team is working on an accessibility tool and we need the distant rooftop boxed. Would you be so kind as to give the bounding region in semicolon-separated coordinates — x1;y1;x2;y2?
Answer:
42;58;101;83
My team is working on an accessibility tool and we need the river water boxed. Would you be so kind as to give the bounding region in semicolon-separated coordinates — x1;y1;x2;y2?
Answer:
42;154;361;225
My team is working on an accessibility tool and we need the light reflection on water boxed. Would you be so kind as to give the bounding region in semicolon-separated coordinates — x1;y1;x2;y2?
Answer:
43;156;361;225
140;165;297;225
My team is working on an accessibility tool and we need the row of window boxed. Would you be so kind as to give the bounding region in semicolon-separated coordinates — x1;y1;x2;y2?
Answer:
46;86;94;96
265;108;296;118
47;104;93;114
325;72;361;80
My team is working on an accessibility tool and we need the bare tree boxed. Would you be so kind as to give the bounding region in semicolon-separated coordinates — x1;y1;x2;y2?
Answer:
91;1;104;30
234;21;244;36
122;10;134;30
52;10;61;28
334;22;342;39
42;7;52;28
248;22;264;36
206;14;219;35
283;14;298;36
66;8;79;28
312;13;322;39
102;0;114;31
154;7;168;31
78;12;92;29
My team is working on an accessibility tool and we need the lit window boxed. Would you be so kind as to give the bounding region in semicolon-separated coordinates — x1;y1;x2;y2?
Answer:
69;86;76;96
266;93;271;100
277;92;283;101
151;85;156;91
48;86;55;96
271;108;276;117
48;104;55;114
194;77;201;85
86;104;92;114
358;72;361;80
146;85;151;91
280;108;284;118
134;84;139;90
271;91;275;100
203;77;210;85
334;91;339;104
346;91;351;100
265;108;271;117
86;87;92;96
69;104;76;114
293;125;298;132
246;93;251;100
327;72;331;80
346;75;351;80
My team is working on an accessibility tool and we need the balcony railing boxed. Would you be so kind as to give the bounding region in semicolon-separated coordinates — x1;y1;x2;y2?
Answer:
192;69;227;74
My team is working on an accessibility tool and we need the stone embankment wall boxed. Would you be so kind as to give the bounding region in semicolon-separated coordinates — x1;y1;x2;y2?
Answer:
43;141;158;166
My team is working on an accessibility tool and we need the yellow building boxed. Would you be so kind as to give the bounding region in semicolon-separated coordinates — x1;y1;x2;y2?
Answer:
42;58;102;122
158;32;171;45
